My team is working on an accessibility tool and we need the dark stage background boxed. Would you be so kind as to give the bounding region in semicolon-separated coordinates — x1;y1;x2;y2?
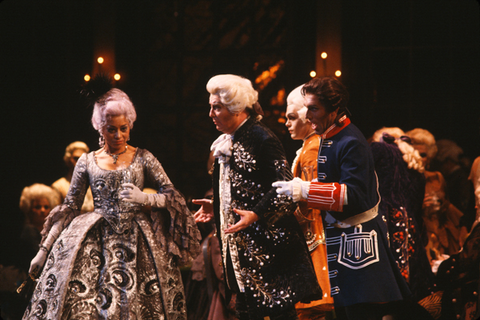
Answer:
0;0;479;267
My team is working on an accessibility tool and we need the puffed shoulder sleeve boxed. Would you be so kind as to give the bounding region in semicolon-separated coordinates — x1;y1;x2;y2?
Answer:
141;150;201;264
40;152;90;240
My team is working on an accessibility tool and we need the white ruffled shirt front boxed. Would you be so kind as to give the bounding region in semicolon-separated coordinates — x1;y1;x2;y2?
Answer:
210;118;249;292
210;133;233;163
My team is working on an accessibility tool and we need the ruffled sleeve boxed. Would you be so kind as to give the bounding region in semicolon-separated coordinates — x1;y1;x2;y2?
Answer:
141;150;201;265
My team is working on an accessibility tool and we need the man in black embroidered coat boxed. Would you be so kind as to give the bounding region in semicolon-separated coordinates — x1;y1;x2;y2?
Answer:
194;74;322;320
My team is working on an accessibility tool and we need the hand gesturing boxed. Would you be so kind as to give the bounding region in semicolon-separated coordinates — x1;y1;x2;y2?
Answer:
192;198;214;223
224;208;259;234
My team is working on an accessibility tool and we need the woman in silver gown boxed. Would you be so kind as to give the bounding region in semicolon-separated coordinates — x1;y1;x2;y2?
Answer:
23;88;201;320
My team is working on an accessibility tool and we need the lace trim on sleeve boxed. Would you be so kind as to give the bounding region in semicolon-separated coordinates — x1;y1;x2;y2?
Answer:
149;187;201;265
139;149;201;264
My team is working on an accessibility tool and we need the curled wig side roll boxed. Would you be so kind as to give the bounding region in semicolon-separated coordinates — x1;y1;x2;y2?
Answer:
19;184;61;215
207;74;262;120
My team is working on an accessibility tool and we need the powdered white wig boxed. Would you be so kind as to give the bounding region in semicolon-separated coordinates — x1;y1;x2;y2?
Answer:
63;141;89;166
91;88;137;133
405;128;438;161
206;74;259;118
19;183;61;215
372;127;424;173
287;84;307;120
371;127;405;142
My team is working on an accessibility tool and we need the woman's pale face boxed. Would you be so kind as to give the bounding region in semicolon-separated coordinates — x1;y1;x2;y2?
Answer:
31;197;51;230
102;115;130;152
209;94;243;134
285;105;313;140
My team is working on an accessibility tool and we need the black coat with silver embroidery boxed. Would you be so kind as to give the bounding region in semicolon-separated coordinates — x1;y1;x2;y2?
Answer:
213;118;322;317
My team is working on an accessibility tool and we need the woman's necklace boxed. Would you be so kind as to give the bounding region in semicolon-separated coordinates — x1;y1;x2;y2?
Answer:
104;146;128;164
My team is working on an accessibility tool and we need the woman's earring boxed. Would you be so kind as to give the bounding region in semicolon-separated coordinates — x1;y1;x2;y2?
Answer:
99;135;105;147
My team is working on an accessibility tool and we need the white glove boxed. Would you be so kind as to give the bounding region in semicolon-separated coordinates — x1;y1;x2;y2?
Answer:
29;250;48;275
28;215;65;274
272;177;310;202
120;183;166;208
120;183;147;204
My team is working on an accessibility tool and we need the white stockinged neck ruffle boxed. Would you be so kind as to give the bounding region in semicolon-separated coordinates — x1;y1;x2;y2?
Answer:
211;133;233;163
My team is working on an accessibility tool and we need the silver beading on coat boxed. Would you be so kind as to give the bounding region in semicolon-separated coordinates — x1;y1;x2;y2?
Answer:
236;225;295;309
233;142;257;172
230;171;264;202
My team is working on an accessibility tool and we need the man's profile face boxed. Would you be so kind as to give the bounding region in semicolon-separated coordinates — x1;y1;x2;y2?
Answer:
304;94;337;135
209;94;242;134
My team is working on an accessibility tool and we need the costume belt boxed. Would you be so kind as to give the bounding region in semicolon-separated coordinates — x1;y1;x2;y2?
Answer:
325;171;381;229
325;203;379;229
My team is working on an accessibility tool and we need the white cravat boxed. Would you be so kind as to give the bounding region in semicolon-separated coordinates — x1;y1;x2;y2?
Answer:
210;117;250;163
211;134;233;163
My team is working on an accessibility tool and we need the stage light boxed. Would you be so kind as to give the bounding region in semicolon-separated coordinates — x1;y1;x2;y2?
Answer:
114;73;121;81
310;70;317;78
335;70;342;77
321;52;327;59
97;57;104;64
84;74;91;81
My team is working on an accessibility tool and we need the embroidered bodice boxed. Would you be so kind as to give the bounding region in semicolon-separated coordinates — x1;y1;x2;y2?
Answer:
26;148;202;320
64;148;172;233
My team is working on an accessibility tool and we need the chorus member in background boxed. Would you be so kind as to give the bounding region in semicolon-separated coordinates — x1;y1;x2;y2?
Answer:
19;183;61;270
52;141;93;213
406;128;467;269
370;127;435;303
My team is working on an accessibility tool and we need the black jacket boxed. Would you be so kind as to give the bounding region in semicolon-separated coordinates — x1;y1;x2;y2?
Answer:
212;118;322;317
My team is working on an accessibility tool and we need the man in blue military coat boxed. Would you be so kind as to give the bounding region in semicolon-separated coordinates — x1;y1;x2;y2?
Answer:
273;77;412;320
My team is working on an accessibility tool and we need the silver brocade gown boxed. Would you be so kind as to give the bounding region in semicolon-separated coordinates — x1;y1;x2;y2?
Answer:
23;149;201;320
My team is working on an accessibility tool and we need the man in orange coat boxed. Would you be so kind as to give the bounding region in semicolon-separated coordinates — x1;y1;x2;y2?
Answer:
285;84;334;319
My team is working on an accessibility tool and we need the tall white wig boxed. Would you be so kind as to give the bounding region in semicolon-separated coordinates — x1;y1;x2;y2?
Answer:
206;74;260;119
286;84;307;120
91;88;137;133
